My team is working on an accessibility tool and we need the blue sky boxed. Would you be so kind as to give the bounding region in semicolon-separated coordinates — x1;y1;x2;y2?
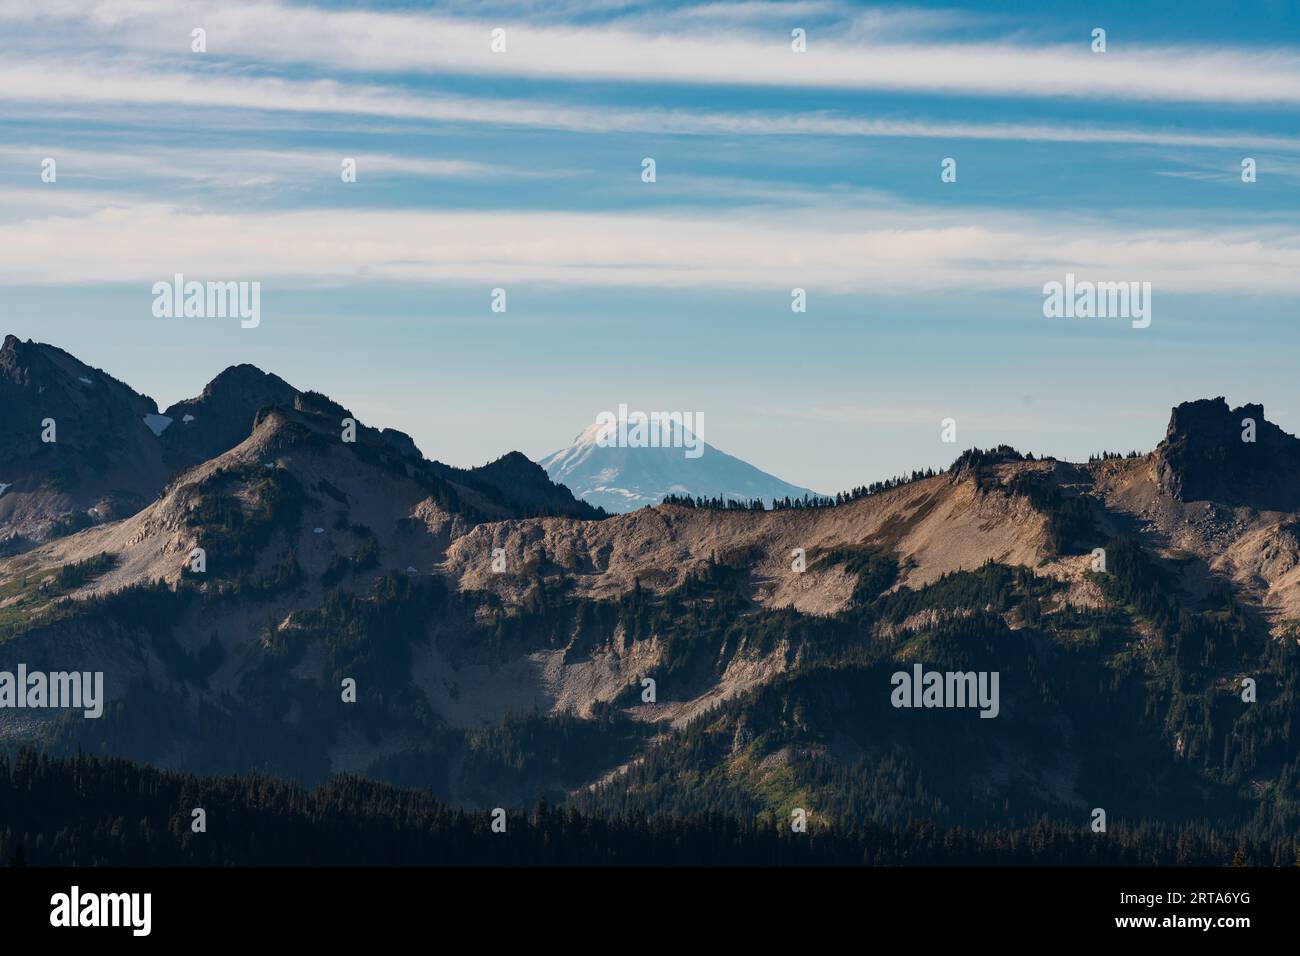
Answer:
2;0;1299;493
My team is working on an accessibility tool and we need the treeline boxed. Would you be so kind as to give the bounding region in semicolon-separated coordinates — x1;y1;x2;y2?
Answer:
769;468;942;509
949;445;1030;474
0;748;1290;867
1088;450;1144;461
661;494;769;510
667;446;1070;516
659;468;943;513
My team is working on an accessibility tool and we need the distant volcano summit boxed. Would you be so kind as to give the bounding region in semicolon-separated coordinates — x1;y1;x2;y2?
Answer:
539;417;821;513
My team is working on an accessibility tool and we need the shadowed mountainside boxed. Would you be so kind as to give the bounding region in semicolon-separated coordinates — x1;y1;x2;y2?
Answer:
1;341;1298;856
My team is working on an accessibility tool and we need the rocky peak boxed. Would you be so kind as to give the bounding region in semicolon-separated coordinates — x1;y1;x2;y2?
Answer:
1;335;60;389
380;428;422;459
199;364;294;401
1156;398;1300;509
162;365;301;474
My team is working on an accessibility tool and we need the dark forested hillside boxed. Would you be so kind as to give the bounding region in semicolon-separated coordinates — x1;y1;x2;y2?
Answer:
571;550;1300;858
10;534;1297;865
0;748;1291;867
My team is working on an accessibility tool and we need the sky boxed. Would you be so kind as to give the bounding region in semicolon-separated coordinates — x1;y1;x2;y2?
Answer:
2;0;1299;494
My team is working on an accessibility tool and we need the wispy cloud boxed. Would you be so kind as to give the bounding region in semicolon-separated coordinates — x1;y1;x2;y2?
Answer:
3;198;1297;295
4;0;1297;493
1;59;1296;153
1153;154;1300;185
3;0;1299;104
0;145;569;189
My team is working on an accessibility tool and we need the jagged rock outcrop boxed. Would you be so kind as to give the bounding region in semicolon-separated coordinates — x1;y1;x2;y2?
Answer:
1155;397;1300;510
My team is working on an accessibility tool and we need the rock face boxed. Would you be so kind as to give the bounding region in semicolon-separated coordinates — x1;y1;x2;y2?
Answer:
1155;398;1300;510
0;335;168;551
161;364;300;475
1;338;605;556
162;366;601;520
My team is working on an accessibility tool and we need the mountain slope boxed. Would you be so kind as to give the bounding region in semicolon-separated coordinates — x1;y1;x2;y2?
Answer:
2;361;1298;850
0;335;168;553
1085;406;1300;629
443;460;1053;619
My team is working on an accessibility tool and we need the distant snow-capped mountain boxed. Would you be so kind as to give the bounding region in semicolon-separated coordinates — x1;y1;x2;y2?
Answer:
539;418;822;513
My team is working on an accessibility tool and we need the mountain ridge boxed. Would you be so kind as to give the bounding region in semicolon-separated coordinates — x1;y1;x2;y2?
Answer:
2;337;1298;851
0;336;600;557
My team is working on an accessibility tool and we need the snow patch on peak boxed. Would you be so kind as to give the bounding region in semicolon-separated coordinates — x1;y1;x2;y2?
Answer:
576;420;611;444
542;418;821;514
